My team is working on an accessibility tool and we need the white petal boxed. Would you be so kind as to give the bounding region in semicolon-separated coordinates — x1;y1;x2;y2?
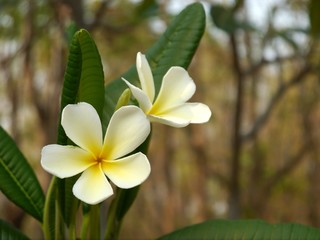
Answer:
101;106;150;160
149;103;211;127
62;102;103;155
148;115;189;127
188;103;212;124
41;144;94;178
151;67;196;113
122;78;152;113
73;164;113;205
137;52;155;102
149;103;195;127
102;152;150;189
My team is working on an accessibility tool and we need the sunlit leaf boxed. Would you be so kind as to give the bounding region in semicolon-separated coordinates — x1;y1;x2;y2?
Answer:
158;219;320;240
0;126;44;222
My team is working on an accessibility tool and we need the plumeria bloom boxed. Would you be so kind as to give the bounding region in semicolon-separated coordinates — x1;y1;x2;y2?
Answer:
122;52;212;128
41;102;151;205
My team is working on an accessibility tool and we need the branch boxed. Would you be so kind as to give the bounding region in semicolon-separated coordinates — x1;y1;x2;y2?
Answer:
0;44;29;69
264;141;311;193
241;64;312;142
243;54;302;76
63;0;86;28
228;33;245;219
88;0;111;31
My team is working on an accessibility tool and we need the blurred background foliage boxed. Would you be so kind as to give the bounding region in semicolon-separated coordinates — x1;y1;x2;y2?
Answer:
0;0;320;239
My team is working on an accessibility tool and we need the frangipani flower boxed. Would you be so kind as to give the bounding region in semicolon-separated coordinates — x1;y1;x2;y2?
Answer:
41;102;151;205
123;52;212;128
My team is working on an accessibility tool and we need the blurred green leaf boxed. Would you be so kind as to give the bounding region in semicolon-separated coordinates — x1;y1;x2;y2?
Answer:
0;126;44;222
0;219;29;240
210;4;255;34
135;0;159;19
158;219;320;240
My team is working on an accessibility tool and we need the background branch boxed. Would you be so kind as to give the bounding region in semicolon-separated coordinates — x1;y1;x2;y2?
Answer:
241;64;313;142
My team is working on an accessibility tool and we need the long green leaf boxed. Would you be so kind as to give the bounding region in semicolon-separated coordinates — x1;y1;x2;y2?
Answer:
104;3;205;239
0;219;29;240
103;2;206;125
58;29;105;144
57;28;105;227
43;28;105;232
54;30;81;229
158;219;320;240
0;126;44;222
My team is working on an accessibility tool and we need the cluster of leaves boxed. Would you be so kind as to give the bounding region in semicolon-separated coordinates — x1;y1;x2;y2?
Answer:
0;2;320;239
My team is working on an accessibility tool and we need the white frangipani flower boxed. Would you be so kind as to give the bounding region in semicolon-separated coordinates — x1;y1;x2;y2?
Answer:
123;52;212;127
41;102;151;205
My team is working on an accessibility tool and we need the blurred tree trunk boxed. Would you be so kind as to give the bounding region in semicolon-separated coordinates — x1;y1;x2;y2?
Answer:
228;32;244;219
190;124;211;220
299;78;320;226
306;116;320;227
244;25;266;216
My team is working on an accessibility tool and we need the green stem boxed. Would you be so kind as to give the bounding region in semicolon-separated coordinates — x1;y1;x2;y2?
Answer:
68;219;77;240
81;204;90;239
43;177;62;240
104;189;122;240
89;204;101;240
54;198;63;240
104;187;140;240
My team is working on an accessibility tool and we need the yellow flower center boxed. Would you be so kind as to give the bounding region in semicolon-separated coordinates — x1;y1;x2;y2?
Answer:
96;157;103;164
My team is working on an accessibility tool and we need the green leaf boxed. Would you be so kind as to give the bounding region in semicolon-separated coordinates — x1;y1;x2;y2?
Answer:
44;28;105;230
210;4;255;34
0;219;29;240
158;219;320;240
135;0;159;19
0;126;44;222
104;3;205;239
103;2;206;125
57;28;105;145
58;28;105;227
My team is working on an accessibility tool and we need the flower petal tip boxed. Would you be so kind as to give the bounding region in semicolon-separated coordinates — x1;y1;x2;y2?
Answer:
191;103;212;124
